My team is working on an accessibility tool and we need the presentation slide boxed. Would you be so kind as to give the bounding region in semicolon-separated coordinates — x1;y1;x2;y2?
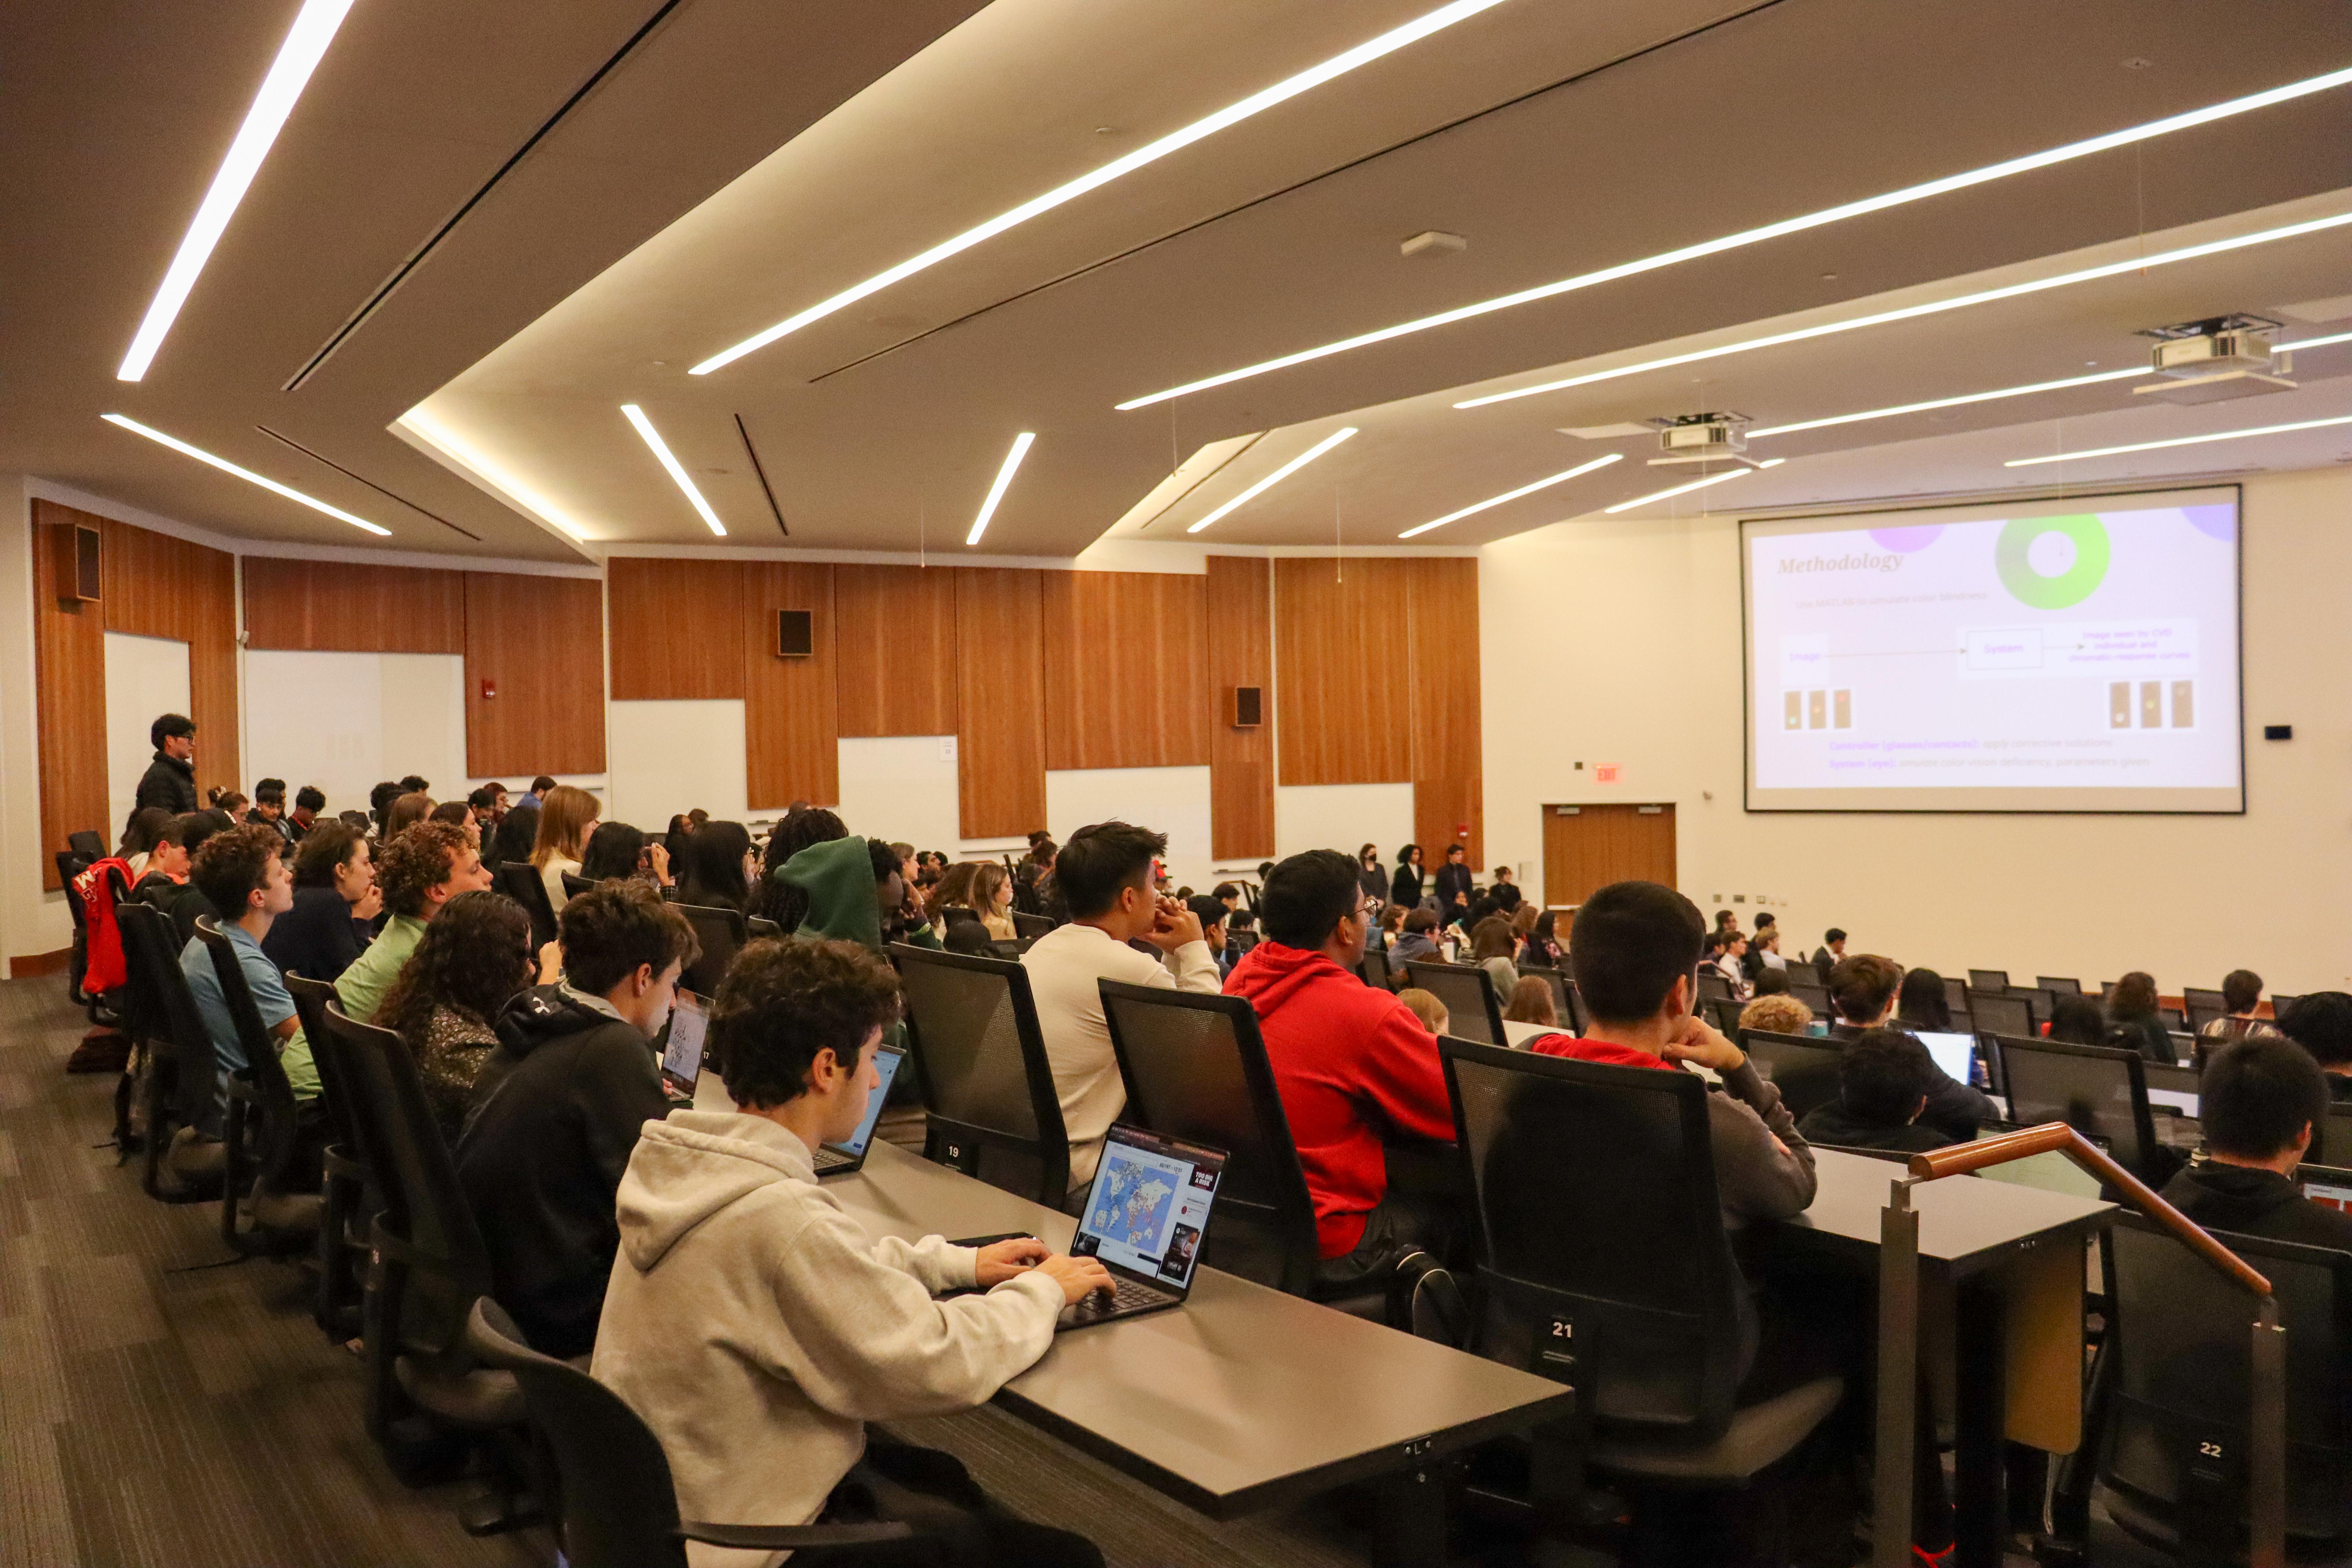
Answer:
1744;486;2242;813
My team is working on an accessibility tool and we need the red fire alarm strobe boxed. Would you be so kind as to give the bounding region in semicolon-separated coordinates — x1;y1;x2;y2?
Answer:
480;678;497;700
1454;824;1469;837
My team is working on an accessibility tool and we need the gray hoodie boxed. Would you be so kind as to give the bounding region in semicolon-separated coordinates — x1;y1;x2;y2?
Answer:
592;1111;1064;1566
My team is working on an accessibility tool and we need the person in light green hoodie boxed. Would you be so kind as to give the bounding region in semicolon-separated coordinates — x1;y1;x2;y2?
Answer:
780;835;942;953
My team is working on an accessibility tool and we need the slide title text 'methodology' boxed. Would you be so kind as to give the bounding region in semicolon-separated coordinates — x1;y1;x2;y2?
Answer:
1776;551;1904;574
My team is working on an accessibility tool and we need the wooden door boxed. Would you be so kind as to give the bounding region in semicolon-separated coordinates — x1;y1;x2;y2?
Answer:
1541;803;1677;909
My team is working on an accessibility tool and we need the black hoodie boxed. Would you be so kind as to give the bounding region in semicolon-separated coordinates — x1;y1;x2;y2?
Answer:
134;749;198;817
2158;1158;2352;1253
455;984;671;1357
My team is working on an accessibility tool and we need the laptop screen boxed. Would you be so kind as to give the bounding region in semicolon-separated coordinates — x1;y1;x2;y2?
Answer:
661;991;711;1092
1913;1031;1976;1086
824;1047;905;1157
2299;1163;2352;1214
1071;1125;1226;1289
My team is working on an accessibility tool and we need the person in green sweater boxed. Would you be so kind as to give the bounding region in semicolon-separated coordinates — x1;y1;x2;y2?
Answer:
781;835;941;953
335;821;497;1024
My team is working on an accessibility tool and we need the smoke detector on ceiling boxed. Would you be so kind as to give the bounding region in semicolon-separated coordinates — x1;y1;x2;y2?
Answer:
1647;412;1757;466
2132;315;2295;405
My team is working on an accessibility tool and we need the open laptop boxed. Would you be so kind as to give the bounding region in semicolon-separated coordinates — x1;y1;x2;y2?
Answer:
2298;1162;2352;1216
1913;1031;1980;1089
659;989;711;1104
813;1044;907;1176
1058;1123;1227;1332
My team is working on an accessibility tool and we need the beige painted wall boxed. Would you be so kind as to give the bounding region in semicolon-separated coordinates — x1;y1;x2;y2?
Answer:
1479;466;2352;996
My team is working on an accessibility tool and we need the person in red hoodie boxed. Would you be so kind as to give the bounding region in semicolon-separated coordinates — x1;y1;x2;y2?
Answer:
1223;849;1459;1288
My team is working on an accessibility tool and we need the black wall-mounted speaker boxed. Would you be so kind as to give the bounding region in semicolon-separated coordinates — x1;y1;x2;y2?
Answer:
1232;685;1262;728
53;523;99;604
777;609;813;658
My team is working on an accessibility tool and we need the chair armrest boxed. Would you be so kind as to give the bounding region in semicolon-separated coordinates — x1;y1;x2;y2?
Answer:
679;1520;914;1549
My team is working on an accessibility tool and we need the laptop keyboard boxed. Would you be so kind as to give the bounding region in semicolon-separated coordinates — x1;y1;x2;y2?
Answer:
1064;1278;1173;1321
813;1147;850;1170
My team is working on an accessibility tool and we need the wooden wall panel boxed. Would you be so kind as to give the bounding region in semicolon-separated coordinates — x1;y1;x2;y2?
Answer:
1205;556;1274;861
463;573;606;777
240;557;465;653
1273;557;1412;786
744;562;839;809
955;569;1046;839
98;514;240;803
1040;571;1209;771
606;558;746;700
834;565;958;737
30;504;107;887
1406;557;1483;869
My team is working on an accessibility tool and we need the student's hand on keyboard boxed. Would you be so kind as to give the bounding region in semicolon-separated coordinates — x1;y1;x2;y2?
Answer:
973;1237;1051;1286
1033;1253;1117;1305
1661;1012;1746;1073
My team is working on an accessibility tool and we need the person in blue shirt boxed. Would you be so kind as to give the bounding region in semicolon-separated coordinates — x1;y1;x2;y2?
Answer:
180;824;316;1136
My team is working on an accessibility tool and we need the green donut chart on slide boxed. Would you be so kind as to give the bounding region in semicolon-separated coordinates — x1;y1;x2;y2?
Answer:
1995;514;2110;609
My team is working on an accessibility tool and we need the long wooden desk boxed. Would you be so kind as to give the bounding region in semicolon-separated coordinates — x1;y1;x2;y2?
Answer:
1777;1149;2114;1568
832;1140;1575;1564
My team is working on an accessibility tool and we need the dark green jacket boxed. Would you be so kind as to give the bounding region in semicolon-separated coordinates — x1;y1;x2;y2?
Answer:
779;837;940;952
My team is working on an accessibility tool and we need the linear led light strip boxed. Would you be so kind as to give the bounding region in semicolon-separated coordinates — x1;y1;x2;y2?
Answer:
967;432;1038;545
1601;459;1780;515
1454;208;2352;409
2005;412;2352;467
620;405;727;535
1397;451;1620;538
103;413;389;535
691;0;1513;376
397;406;596;540
1116;63;2352;411
1187;426;1357;533
118;0;355;381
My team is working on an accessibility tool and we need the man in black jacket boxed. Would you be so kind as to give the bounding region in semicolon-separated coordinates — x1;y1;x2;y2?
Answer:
456;880;701;1357
133;713;199;821
1827;953;1998;1141
1432;843;1475;926
2161;1033;2352;1252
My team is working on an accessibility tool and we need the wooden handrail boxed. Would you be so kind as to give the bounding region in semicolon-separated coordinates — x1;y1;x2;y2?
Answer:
1909;1122;2272;1298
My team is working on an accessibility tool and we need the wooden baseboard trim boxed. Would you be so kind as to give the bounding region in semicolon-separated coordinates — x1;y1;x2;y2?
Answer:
9;948;71;978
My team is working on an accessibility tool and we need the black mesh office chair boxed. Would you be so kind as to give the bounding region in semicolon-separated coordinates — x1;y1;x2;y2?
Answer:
1405;959;1508;1045
319;1000;534;1528
1705;996;1745;1036
1695;968;1733;1006
191;917;323;1256
2273;994;2303;1022
1531;968;1581;1036
1011;911;1056;940
1967;968;2011;994
495;861;559;951
888;945;1070;1205
287;973;372;1338
463;1299;915;1567
1788;979;1831;1020
1437;1040;1843;1495
1735;1029;1844;1125
1996;1035;2163;1185
115;901;225;1201
1357;947;1392;990
560;870;596;900
2095;1214;2352;1561
2039;976;2083;997
1942;975;1970;1014
2181;987;2229;1034
1967;988;2033;1044
672;903;748;998
1098;980;1375;1308
2323;1104;2352;1167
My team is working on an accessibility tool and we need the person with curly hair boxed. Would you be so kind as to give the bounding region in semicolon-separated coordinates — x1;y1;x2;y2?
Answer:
594;937;1113;1567
749;806;848;931
1737;993;1817;1038
334;821;494;1026
375;889;541;1143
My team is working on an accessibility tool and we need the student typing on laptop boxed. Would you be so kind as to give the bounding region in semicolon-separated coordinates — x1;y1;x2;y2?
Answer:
594;936;1112;1568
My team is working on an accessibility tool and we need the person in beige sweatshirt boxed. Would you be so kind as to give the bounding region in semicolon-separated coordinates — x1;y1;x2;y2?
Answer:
593;937;1113;1568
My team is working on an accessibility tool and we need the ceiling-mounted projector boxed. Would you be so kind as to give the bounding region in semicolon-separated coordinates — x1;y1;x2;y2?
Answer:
1647;412;1756;465
2133;315;2295;405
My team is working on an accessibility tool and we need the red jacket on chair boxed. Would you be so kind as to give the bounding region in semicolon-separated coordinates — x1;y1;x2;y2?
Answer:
73;857;134;994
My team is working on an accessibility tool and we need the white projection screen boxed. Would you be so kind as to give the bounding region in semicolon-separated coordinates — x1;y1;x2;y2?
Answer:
1743;485;2243;813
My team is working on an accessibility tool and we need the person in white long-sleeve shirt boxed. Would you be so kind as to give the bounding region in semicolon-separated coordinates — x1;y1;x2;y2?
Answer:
1018;822;1221;1194
593;936;1113;1568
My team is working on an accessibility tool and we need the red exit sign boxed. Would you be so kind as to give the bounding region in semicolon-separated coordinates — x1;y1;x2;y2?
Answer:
1594;763;1621;784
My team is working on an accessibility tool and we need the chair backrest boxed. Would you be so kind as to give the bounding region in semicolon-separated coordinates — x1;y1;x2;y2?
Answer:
57;853;92;935
560;870;595;900
672;903;748;998
1737;1028;1845;1123
284;973;361;1161
1356;947;1391;989
1531;968;1581;1035
2013;986;2056;1028
1439;1038;1744;1439
1098;980;1320;1295
192;917;302;1169
1705;995;1745;1036
116;900;216;1130
67;829;105;860
1967;988;2032;1041
1011;910;1055;940
2102;1214;2352;1545
2323;1102;2352;1167
1694;967;1731;1004
1788;978;1831;1019
495;861;559;950
1968;968;2011;993
1404;959;1508;1046
464;1298;690;1568
888;944;1069;1204
1995;1034;2157;1180
321;999;494;1353
2273;994;2302;1021
2039;976;2083;997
